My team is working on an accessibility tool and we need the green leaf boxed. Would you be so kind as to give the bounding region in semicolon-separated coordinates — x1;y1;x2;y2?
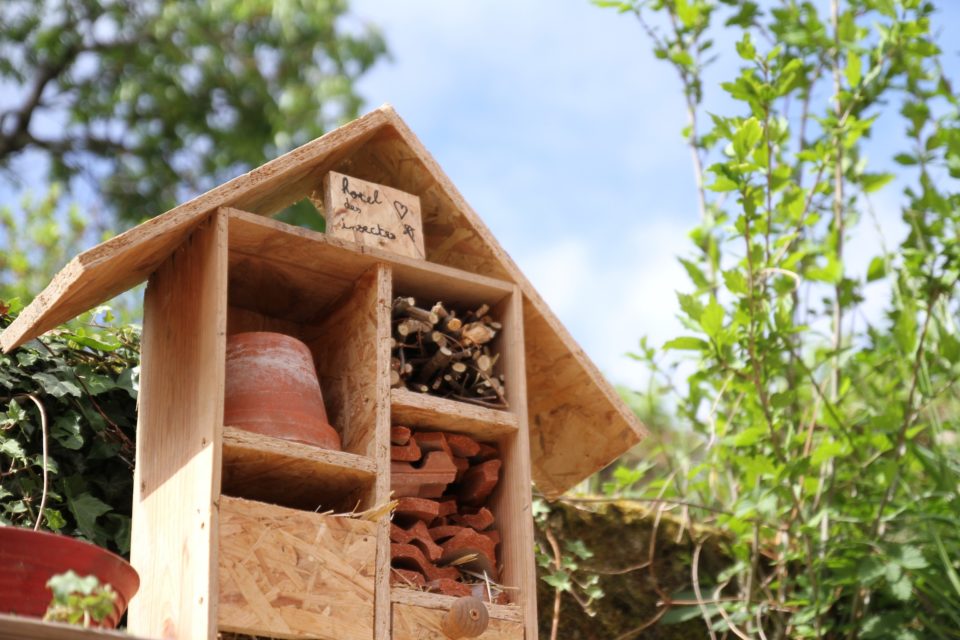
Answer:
663;337;709;351
866;256;887;282
897;546;928;570
736;33;755;61
731;426;767;447
890;574;913;601
700;297;724;339
723;269;748;295
33;372;81;398
677;293;704;322
894;153;917;166
846;53;862;87
67;492;112;537
660;604;706;624
542;571;572;591
52;414;84;450
733;117;763;160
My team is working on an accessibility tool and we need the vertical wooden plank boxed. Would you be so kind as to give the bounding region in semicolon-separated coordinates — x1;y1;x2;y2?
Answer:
490;287;537;639
305;269;379;461
373;265;393;640
128;213;227;639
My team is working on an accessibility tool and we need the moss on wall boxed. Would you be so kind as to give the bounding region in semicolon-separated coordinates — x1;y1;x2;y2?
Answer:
535;499;730;639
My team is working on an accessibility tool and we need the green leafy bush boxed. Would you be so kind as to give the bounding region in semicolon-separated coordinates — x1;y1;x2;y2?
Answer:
0;305;139;554
596;0;960;637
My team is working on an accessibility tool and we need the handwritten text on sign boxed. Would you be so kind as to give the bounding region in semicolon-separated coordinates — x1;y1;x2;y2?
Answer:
321;171;425;259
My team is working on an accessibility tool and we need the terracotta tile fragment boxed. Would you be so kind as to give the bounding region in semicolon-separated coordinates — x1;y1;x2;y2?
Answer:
428;524;465;543
410;521;443;561
452;456;469;481
392;451;457;498
437;499;458;517
391;425;412;445
394;497;440;523
426;578;473;598
391;439;421;462
391;543;461;582
391;567;426;588
457;459;501;506
439;528;498;577
451;507;495;532
472;443;500;462
479;529;501;547
413;431;453;458
446;433;481;458
417;483;447;499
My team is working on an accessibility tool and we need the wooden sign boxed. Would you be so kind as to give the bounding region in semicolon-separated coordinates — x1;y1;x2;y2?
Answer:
321;171;425;259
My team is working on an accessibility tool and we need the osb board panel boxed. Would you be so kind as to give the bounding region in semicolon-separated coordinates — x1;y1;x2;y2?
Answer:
218;496;377;640
523;297;644;498
221;426;376;513
128;214;227;640
392;604;523;640
390;388;518;440
0;108;389;352
390;590;523;623
302;269;380;460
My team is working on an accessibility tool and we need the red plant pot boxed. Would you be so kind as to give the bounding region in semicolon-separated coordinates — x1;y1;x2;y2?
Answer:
224;331;342;450
0;527;140;628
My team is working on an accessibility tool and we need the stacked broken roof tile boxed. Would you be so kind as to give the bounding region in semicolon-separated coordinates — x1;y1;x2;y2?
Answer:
389;426;505;601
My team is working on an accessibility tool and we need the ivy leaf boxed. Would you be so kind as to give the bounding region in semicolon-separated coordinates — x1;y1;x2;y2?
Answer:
52;414;84;450
542;570;572;591
67;492;112;537
33;372;81;398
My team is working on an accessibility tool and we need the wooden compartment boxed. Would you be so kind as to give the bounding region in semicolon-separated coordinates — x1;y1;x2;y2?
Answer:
218;496;377;640
221;210;385;512
389;288;536;639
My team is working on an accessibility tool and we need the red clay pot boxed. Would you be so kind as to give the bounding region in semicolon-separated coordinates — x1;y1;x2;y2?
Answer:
0;527;139;628
224;331;342;450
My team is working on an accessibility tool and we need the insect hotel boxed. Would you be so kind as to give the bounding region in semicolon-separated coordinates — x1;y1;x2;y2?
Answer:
0;106;646;640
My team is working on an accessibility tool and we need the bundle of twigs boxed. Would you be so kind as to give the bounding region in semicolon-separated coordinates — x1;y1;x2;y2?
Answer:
390;297;507;409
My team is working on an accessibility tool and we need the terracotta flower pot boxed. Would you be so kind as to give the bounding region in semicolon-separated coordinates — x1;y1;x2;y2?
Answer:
224;331;342;450
0;527;139;628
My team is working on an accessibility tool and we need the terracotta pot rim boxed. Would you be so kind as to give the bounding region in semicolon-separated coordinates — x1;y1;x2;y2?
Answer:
0;526;140;627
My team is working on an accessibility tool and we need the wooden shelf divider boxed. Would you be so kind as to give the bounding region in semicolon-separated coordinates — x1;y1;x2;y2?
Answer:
221;425;376;512
390;388;519;439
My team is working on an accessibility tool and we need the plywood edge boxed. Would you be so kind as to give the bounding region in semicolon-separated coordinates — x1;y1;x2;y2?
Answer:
1;107;394;351
0;258;83;352
223;206;515;297
390;388;519;438
222;425;377;476
389;589;523;624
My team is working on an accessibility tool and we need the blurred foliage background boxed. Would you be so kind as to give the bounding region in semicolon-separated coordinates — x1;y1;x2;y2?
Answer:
0;0;387;309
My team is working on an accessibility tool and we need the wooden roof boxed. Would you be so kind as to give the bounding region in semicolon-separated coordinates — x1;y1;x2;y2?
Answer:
0;105;645;496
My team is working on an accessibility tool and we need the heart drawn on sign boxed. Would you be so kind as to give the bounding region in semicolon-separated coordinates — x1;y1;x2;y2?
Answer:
393;200;409;220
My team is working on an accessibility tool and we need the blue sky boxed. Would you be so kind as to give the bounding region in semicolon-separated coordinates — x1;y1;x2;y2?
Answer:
347;1;960;390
